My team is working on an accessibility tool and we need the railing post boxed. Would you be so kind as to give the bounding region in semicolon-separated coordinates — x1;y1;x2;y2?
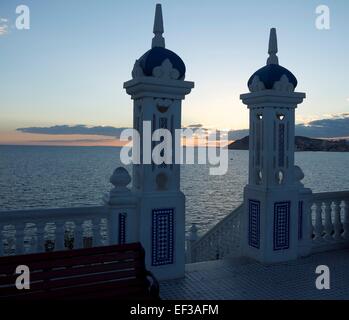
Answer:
186;223;198;263
314;202;324;241
332;201;342;241
104;167;138;246
15;224;25;255
74;222;84;249
309;203;315;240
323;202;333;241
298;188;313;257
342;201;349;240
36;222;46;253
55;222;66;251
93;218;102;247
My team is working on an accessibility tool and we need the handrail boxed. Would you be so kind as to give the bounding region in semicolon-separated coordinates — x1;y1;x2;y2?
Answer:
188;204;243;263
0;206;107;223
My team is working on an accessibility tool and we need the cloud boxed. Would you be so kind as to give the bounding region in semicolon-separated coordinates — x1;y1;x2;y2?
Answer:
17;125;129;138
295;113;349;138
16;113;349;142
186;124;203;128
33;138;116;144
0;25;8;36
227;113;349;140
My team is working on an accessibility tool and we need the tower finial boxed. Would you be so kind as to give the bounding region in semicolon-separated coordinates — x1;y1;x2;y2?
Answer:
267;28;279;65
152;4;165;48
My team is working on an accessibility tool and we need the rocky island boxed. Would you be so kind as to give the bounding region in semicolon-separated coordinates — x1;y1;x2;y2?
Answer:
228;136;349;152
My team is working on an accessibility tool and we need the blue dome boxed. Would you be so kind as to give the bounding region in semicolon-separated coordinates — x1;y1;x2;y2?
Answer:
138;47;186;79
248;64;297;90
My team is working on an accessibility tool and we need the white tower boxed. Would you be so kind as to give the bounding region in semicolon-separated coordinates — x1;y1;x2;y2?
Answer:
240;29;306;263
124;4;194;279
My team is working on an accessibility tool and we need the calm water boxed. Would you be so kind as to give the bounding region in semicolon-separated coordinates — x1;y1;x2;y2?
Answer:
0;145;349;233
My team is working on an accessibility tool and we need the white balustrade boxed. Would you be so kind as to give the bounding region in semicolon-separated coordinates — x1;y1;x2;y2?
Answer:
307;191;349;253
188;191;349;264
0;206;111;256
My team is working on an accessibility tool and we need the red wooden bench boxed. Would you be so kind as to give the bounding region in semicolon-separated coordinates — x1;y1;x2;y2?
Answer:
0;242;159;300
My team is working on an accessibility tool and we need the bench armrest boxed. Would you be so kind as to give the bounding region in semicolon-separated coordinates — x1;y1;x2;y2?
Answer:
145;271;160;298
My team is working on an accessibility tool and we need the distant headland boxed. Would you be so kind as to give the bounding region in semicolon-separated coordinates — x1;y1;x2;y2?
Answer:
228;136;349;152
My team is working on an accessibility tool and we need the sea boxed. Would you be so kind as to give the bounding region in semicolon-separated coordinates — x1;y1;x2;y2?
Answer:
0;145;348;234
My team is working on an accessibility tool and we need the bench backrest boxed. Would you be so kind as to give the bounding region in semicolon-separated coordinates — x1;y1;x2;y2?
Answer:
0;242;154;300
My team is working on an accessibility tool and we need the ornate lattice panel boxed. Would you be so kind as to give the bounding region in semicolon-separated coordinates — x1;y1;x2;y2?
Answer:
248;200;261;249
152;208;174;266
274;202;290;250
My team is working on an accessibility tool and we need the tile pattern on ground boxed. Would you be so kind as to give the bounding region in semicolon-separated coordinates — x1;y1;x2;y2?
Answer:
160;249;349;300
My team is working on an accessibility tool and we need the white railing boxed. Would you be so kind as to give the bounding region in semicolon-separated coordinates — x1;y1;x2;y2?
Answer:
187;204;243;263
0;206;109;256
187;191;349;264
308;191;349;253
0;167;139;257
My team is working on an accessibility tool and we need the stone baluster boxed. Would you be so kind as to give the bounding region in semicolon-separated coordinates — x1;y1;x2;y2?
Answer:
323;202;333;241
309;204;316;240
55;222;66;251
342;201;349;240
36;222;46;253
314;202;324;241
93;218;101;247
15;223;25;255
74;221;84;249
332;201;343;241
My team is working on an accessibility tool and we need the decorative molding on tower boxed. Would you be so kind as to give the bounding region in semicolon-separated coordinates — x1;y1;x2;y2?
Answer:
267;28;279;65
248;76;266;92
273;75;295;92
152;4;165;48
153;59;181;80
132;60;145;79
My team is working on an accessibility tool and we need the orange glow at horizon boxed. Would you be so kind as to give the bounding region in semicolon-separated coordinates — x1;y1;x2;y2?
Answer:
0;131;233;148
0;131;126;147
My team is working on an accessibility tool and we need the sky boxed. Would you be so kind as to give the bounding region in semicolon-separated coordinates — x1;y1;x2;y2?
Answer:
0;0;348;145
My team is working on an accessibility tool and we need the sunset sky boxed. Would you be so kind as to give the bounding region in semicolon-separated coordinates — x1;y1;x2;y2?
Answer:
0;0;348;146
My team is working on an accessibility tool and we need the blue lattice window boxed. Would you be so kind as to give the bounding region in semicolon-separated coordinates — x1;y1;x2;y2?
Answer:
118;213;126;244
274;202;290;250
159;117;168;129
278;124;285;167
248;200;260;249
152;208;174;266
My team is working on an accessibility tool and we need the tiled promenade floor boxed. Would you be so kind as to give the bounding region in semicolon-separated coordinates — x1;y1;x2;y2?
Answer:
160;249;349;300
